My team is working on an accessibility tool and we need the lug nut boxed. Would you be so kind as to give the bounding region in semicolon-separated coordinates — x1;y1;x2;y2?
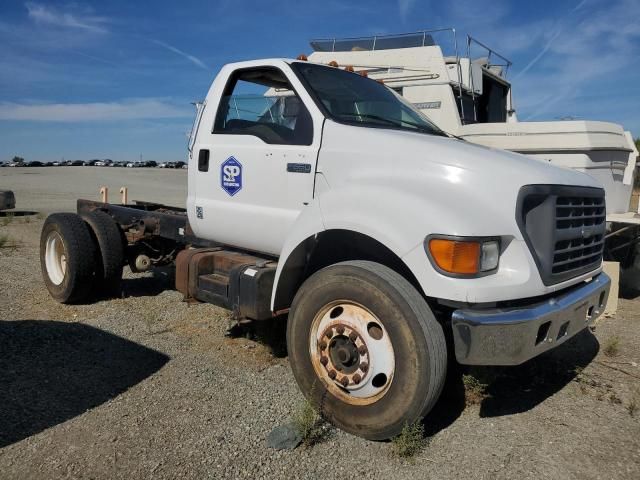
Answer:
319;341;327;350
340;377;349;387
349;332;358;342
357;346;367;355
325;329;333;339
328;370;337;379
353;373;361;384
320;356;328;366
336;325;345;335
360;362;369;373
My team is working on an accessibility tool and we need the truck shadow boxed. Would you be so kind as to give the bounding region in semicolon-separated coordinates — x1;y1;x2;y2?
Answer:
477;329;599;418
0;320;169;448
422;329;599;435
120;266;175;298
0;210;39;217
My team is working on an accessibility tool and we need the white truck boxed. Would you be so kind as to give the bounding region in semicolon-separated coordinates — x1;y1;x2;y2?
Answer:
40;58;611;440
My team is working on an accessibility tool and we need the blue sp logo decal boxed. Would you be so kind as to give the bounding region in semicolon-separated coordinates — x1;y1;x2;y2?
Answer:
220;156;242;196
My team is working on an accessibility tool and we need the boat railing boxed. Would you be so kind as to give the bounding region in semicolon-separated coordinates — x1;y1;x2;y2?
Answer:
309;29;512;124
310;28;468;121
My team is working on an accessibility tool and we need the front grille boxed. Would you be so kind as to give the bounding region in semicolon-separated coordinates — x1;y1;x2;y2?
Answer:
553;196;605;274
517;185;606;286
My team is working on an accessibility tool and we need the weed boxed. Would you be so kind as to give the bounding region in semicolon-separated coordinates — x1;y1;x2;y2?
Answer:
293;399;328;447
36;212;45;220
462;373;490;405
23;215;30;224
2;213;14;226
391;421;428;459
609;393;622;405
0;233;8;248
603;336;620;357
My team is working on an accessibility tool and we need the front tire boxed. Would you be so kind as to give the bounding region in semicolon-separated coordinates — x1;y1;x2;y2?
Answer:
287;260;447;440
40;213;97;303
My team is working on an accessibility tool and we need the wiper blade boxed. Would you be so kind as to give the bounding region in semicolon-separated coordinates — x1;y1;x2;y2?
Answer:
339;113;447;136
339;113;399;127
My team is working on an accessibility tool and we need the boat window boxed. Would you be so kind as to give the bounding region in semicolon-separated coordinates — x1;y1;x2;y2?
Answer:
292;62;446;137
453;74;508;124
213;67;313;146
478;75;508;123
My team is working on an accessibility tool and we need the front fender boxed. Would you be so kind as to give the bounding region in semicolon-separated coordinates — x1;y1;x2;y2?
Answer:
271;179;490;311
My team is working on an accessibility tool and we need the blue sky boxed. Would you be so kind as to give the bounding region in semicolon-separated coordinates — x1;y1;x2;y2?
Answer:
0;0;638;162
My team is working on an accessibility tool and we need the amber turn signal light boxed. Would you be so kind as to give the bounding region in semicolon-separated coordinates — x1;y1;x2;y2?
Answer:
428;239;481;275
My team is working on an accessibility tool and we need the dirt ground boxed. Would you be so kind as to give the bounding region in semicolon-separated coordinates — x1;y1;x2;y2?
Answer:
1;168;639;479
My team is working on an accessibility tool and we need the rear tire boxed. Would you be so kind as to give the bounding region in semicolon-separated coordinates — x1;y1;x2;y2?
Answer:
82;210;124;296
287;260;447;440
40;213;97;303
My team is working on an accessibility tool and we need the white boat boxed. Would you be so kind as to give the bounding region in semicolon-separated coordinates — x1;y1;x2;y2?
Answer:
307;30;639;216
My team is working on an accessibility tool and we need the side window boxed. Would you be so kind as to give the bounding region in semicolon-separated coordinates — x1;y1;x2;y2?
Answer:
213;68;313;146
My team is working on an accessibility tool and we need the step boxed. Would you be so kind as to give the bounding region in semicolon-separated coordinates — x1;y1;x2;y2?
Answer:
198;273;229;297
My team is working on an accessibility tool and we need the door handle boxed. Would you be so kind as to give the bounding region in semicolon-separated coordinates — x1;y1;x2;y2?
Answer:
287;163;311;173
198;149;210;172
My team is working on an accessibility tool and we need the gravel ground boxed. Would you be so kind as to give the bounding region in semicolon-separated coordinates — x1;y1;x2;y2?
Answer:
1;170;639;479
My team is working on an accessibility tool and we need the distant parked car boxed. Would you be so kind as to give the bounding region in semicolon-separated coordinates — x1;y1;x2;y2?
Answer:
174;161;186;169
27;161;44;167
94;161;105;166
158;162;168;168
181;164;188;169
145;161;157;168
126;162;135;168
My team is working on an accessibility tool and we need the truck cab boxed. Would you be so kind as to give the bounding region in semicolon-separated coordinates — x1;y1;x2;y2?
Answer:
41;57;611;441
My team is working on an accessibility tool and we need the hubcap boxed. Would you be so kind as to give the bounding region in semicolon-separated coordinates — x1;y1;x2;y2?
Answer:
310;302;395;405
45;231;67;285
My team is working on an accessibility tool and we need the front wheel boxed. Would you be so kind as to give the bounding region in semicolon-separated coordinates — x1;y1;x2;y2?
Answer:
287;260;447;440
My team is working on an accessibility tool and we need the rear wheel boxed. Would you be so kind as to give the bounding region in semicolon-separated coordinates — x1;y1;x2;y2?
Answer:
82;210;124;296
287;260;447;440
40;213;97;303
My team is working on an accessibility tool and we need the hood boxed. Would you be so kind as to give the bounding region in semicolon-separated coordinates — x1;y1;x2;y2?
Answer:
317;120;603;239
319;120;602;189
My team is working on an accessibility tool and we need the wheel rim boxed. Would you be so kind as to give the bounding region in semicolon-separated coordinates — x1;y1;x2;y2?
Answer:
45;231;67;285
309;301;395;405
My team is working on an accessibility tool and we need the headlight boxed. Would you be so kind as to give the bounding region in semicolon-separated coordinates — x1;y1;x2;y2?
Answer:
480;240;500;272
425;236;500;277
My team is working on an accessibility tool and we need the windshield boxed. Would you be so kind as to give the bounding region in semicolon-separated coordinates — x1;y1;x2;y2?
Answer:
292;62;446;136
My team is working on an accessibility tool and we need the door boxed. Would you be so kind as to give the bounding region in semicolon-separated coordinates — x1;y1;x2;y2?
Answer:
192;66;320;256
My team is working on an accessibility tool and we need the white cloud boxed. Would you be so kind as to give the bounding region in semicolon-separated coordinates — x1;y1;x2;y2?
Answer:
152;40;208;70
25;2;109;33
0;99;191;122
514;0;640;120
398;0;417;20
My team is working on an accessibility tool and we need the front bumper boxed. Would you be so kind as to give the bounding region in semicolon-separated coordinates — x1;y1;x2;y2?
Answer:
451;272;611;365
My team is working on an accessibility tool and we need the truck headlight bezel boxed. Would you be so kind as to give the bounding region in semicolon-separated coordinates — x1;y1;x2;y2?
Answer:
425;235;501;278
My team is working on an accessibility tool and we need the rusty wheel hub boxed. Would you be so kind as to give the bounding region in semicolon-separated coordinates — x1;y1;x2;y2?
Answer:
310;302;395;405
